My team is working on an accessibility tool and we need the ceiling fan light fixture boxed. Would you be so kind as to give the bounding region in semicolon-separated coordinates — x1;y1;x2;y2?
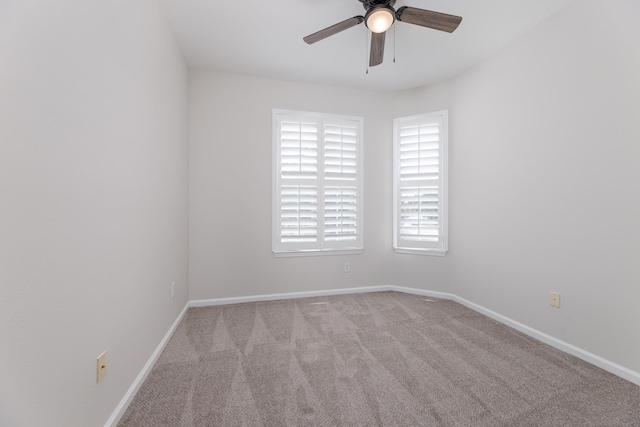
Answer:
365;7;395;33
302;1;463;67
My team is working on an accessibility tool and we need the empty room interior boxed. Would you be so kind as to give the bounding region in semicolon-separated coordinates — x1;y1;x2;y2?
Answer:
1;0;639;426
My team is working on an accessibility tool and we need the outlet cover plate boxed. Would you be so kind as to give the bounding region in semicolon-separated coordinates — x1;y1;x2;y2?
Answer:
97;352;107;383
550;291;560;308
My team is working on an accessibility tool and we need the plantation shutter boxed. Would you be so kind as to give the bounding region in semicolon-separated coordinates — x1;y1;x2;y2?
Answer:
273;111;363;255
323;121;358;244
277;115;320;249
393;112;448;254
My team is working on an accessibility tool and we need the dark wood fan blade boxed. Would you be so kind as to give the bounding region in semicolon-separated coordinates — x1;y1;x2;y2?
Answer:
369;31;385;67
396;6;462;33
303;16;365;44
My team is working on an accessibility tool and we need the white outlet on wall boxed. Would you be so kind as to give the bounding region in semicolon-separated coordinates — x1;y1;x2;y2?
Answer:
171;282;175;299
550;291;560;308
96;352;107;383
344;262;351;273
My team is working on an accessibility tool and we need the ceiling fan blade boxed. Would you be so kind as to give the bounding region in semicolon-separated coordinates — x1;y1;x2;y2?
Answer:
303;16;365;44
396;6;462;33
369;31;386;67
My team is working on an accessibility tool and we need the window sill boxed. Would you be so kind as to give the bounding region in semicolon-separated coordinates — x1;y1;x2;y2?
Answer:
273;248;363;258
394;248;447;257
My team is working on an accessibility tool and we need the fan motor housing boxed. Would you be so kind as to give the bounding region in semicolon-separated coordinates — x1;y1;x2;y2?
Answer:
360;0;396;11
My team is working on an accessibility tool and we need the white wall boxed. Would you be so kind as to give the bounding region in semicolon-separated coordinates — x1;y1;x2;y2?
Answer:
0;1;188;426
393;0;640;373
188;71;450;301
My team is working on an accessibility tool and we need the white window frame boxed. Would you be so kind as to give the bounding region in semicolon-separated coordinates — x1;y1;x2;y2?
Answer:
393;111;448;256
272;109;364;257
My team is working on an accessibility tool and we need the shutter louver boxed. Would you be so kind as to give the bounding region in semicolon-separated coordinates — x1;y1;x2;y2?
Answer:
324;186;357;241
280;185;318;243
280;121;318;180
399;186;439;242
399;123;439;181
324;123;357;181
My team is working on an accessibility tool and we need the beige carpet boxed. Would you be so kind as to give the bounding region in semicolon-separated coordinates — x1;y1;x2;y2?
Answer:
118;291;640;426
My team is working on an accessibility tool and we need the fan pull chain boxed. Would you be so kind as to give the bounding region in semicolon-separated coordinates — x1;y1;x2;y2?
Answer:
393;24;396;63
365;28;369;74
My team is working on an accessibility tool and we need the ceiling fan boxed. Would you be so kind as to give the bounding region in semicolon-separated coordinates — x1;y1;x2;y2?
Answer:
303;0;463;67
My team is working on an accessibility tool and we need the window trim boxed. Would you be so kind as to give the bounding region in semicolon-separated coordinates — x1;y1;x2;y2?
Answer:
272;109;364;257
393;111;448;256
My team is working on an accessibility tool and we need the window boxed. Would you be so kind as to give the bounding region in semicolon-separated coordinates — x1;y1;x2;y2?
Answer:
393;111;448;255
272;110;364;256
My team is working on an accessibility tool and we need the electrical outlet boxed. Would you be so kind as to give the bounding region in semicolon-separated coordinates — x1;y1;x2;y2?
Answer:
171;282;175;299
97;352;107;383
343;262;351;273
550;291;560;308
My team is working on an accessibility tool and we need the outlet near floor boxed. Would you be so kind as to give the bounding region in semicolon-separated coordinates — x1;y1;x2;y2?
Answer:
343;262;351;273
549;291;560;308
97;351;107;383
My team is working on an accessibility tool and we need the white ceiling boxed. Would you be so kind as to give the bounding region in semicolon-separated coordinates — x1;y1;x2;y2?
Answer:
162;0;574;92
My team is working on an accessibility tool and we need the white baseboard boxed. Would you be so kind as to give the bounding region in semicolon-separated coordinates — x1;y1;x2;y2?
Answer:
104;302;190;427
385;285;455;300
390;285;640;385
189;285;392;307
109;284;640;425
446;293;640;387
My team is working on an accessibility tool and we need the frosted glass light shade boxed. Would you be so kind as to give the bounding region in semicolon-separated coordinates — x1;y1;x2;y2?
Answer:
366;8;394;33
